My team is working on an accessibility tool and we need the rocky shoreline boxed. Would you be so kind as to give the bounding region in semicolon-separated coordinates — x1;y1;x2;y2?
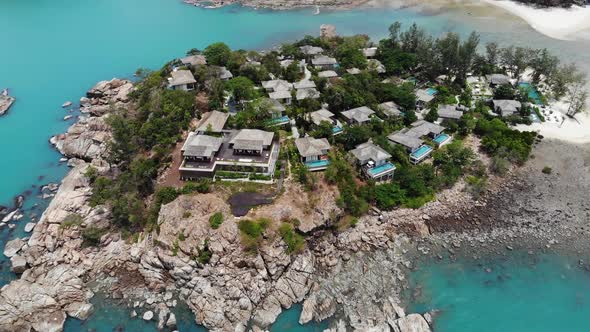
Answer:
183;0;371;10
1;77;588;332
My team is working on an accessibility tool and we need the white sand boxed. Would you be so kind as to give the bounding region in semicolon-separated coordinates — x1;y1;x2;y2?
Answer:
515;101;590;144
482;0;590;41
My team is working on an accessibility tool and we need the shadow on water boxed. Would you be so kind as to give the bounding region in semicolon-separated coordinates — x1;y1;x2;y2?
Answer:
227;192;273;217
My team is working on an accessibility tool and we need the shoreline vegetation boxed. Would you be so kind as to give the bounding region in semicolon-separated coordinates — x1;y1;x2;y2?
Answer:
0;19;588;332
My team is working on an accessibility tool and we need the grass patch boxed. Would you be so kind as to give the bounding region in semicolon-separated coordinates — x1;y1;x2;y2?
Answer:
542;166;552;174
238;218;270;253
61;214;84;229
81;226;107;247
278;223;305;254
209;212;224;229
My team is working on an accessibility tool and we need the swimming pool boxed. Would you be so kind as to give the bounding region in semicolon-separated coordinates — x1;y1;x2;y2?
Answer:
305;159;330;169
433;133;451;146
426;88;437;96
267;115;290;126
332;126;343;134
518;82;543;105
410;145;433;162
367;162;396;176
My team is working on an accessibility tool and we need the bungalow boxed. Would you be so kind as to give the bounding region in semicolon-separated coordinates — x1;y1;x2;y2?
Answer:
312;55;338;70
362;47;378;58
492;99;522;117
388;120;451;164
341;106;376;125
262;79;293;93
196;110;230;134
415;88;436;109
378;101;403;117
295;136;331;171
180;55;207;67
179;129;279;180
318;70;339;79
293;80;316;90
280;59;306;73
437;104;463;121
218;67;233;81
350;141;396;182
181;133;224;162
487;74;512;87
368;59;386;74
267;99;290;126
296;88;320;101
309;108;343;135
168;70;196;91
346;68;362;75
300;45;324;56
269;90;293;105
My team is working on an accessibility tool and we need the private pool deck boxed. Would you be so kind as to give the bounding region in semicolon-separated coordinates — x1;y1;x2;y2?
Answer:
426;87;438;96
365;162;396;181
305;159;330;171
518;82;543;105
332;126;343;135
267;115;290;126
433;133;452;147
410;145;433;164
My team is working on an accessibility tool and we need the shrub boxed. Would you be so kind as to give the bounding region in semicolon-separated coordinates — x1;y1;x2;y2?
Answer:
490;156;509;175
278;223;305;254
81;226;107;247
238;218;270;253
542;166;552;174
61;214;84;229
197;239;212;264
209;212;224;229
466;175;488;199
181;180;211;194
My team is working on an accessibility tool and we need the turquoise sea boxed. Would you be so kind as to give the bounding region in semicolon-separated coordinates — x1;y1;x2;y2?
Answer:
1;0;590;330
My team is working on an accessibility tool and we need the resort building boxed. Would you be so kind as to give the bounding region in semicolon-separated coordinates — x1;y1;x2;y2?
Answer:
295;136;331;171
262;79;293;93
350;141;396;182
378;101;403;117
437;104;463;121
318;70;339;79
267;99;290;127
269;90;293;105
362;47;378;58
180;55;207;67
492;99;522;117
218;67;233;81
195;110;229;134
388;120;451;164
296;88;320;101
341;106;376;125
280;59;306;72
467;75;493;99
309;108;343;135
168;70;196;91
300;45;324;56
415;88;436;109
293;80;316;90
487;73;512;87
312;55;338;70
179;129;279;180
346;68;362;75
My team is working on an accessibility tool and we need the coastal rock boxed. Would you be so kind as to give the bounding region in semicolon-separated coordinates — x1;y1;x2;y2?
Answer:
10;255;27;274
0;94;15;116
142;310;154;321
4;238;25;257
24;223;36;233
0;264;88;331
64;302;94;320
166;312;177;328
320;24;337;38
394;314;431;332
62;101;72;108
51;116;112;160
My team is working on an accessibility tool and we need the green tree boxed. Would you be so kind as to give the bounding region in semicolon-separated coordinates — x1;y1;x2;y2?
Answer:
226;77;257;102
203;42;232;66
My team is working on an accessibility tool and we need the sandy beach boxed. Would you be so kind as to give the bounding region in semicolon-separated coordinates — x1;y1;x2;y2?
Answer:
482;0;590;40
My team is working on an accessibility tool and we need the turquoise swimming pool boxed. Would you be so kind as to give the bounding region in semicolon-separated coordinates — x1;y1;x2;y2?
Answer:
268;115;290;126
305;159;330;169
411;145;433;160
367;162;396;176
332;126;343;134
433;133;450;145
518;82;543;105
426;88;437;96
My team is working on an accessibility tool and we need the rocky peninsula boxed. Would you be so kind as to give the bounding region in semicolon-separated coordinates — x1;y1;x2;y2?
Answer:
0;90;15;116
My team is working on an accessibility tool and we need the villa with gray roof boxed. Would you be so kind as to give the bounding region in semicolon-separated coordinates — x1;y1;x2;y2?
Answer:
312;55;338;70
487;73;512;87
437;104;463;121
180;54;207;67
168;70;196;91
388;120;451;164
492;100;522;117
379;101;403;117
415;88;436;108
196;111;229;134
308;108;343;135
262;79;293;92
179;129;279;180
318;70;338;79
293;80;316;90
350;141;395;181
300;45;324;56
269;90;292;105
295;137;331;171
341;106;376;125
218;67;233;80
296;88;320;101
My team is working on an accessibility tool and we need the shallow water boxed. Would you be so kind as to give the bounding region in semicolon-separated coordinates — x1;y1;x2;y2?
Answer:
409;252;590;332
2;0;590;330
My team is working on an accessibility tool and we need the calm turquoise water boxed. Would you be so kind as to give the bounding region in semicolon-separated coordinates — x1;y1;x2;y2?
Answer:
410;253;590;332
2;0;590;330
